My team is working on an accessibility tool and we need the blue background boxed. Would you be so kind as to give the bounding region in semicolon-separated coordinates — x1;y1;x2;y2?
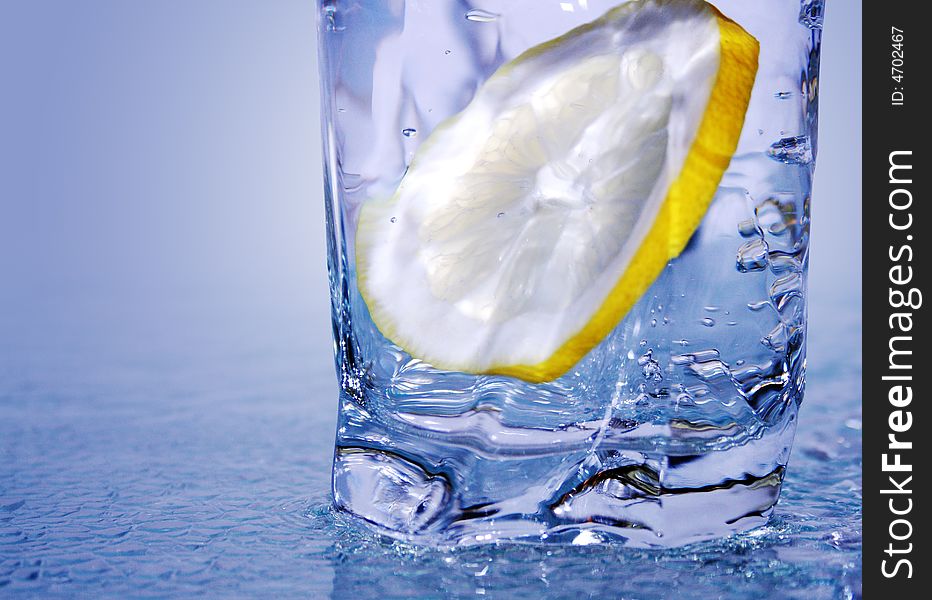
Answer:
1;1;860;597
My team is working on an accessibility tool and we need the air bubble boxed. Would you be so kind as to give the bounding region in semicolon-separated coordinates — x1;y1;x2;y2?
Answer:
465;9;499;22
799;0;825;29
736;238;770;272
638;351;663;382
767;135;812;165
738;219;760;238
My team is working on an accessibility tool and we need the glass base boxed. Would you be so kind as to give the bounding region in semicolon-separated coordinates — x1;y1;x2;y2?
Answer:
331;404;797;548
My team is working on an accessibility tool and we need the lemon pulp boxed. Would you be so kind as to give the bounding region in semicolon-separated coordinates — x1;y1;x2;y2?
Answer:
357;0;759;382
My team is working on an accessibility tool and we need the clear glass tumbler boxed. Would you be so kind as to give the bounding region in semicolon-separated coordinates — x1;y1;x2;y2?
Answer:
317;0;822;547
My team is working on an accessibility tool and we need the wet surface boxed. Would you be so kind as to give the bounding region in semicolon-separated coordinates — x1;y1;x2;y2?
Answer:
0;290;860;598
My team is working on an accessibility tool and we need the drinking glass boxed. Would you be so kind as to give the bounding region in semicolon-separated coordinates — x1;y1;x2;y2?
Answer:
317;0;822;547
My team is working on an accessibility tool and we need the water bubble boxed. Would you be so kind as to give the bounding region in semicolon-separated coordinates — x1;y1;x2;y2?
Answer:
736;238;770;272
761;324;788;352
774;91;793;100
799;0;825;29
701;318;716;328
688;359;732;381
402;128;418;138
769;251;801;274
767;135;812;165
755;198;794;235
738;219;760;238
671;354;693;366
638;351;663;382
770;272;802;299
465;9;499;22
390;216;397;223
321;1;345;32
768;221;788;235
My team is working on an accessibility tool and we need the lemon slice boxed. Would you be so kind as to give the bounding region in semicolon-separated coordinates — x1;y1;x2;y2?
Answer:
357;0;758;383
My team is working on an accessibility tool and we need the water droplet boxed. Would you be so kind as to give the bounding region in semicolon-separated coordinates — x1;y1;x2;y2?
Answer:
799;0;825;29
770;272;802;299
738;219;760;238
673;339;689;347
650;318;658;328
465;9;499;22
774;91;793;100
688;359;732;381
390;216;397;223
736;238;770;272
767;135;812;164
337;107;346;113
321;1;345;32
757;128;764;136
768;221;788;235
571;530;602;546
761;324;788;352
769;251;801;274
703;306;721;313
444;49;452;55
747;300;771;312
637;351;662;382
496;212;505;218
402;128;417;138
701;318;716;328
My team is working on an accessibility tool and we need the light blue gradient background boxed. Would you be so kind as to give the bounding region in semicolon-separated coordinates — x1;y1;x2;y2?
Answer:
0;1;860;595
0;1;860;381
